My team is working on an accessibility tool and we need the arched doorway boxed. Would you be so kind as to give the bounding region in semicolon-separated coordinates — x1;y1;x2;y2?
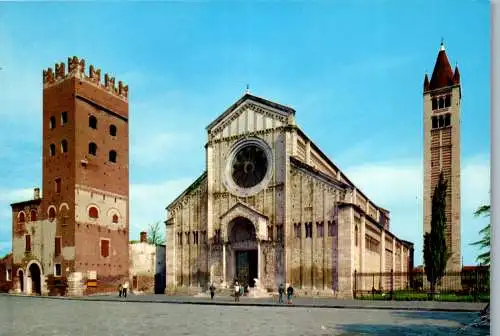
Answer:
28;263;41;295
18;270;24;293
229;217;258;288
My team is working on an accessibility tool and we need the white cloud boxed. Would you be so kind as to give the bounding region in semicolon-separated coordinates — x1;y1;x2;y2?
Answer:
344;154;490;265
128;177;195;240
0;187;35;204
131;132;198;167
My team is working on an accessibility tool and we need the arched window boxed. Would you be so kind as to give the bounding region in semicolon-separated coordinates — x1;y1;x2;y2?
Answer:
112;214;119;224
19;212;25;222
88;142;97;156
61;140;68;153
445;95;451;108
432;116;438;129
30;210;37;221
49;144;56;156
109;150;117;163
49;116;56;129
88;206;99;219
438;115;445;128
355;225;359;246
438;97;444;109
431;98;437;110
89;115;97;129
444;114;451;127
48;207;56;221
109;125;117;137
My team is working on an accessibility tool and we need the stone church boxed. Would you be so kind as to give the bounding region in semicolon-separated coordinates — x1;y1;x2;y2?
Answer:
165;93;414;298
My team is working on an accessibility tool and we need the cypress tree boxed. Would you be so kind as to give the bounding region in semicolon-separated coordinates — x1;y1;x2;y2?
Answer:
423;172;450;295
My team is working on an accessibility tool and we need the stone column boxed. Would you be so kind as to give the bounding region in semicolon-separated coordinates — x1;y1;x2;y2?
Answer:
360;215;366;290
257;240;261;282
305;141;311;165
222;243;227;287
380;230;385;290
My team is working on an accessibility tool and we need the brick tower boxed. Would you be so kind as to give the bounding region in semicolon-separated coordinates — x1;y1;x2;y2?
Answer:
9;56;130;295
423;42;461;272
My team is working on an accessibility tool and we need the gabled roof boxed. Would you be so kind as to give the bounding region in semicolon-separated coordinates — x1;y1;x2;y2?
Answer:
206;93;295;131
220;201;268;220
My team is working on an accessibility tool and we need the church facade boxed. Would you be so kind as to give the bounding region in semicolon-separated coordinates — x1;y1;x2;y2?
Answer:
165;93;414;298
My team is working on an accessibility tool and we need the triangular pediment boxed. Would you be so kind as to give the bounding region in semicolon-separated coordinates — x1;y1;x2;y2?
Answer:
219;201;268;221
207;93;295;140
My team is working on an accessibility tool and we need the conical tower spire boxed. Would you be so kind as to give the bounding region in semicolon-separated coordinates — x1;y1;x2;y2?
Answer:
428;40;455;91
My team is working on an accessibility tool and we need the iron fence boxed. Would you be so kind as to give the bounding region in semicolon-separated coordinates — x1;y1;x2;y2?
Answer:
353;268;490;302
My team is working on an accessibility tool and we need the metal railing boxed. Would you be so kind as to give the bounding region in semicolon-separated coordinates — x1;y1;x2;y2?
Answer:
353;268;490;301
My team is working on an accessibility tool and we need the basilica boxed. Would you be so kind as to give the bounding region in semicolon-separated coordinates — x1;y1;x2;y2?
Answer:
165;93;413;298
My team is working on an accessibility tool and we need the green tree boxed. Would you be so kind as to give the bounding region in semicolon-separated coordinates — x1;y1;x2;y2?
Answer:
471;204;490;266
423;172;451;294
147;221;165;245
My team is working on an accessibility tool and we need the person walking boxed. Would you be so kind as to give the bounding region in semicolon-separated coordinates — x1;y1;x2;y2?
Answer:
209;283;216;300
286;284;294;304
122;280;129;298
234;281;240;302
278;283;285;304
118;283;123;297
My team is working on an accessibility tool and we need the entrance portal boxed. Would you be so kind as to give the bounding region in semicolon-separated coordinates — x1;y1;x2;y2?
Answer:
229;216;259;288
235;250;258;287
28;263;41;295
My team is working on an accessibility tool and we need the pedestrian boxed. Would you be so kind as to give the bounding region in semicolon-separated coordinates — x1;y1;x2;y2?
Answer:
234;281;240;302
278;283;285;303
118;283;123;297
209;283;216;300
122;280;129;298
286;284;294;304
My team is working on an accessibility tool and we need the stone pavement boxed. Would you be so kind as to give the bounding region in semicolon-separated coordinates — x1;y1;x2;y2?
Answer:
27;292;487;312
0;295;489;336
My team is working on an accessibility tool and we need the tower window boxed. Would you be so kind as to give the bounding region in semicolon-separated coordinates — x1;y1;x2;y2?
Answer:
445;95;451;108
49;116;56;129
112;214;119;224
438;115;445;128
305;222;312;238
100;239;110;258
431;98;437;110
444;114;451;127
19;212;25;223
438;97;444;109
61;112;68;125
30;210;37;221
88;142;97;156
49;144;56;156
25;234;31;252
61;140;68;153
432;116;438;129
109;150;117;163
55;178;61;193
48;207;56;221
89;115;97;129
88;206;99;219
109;125;117;137
355;225;359;246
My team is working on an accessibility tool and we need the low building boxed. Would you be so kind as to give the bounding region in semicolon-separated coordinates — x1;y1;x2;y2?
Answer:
129;232;166;294
0;253;13;293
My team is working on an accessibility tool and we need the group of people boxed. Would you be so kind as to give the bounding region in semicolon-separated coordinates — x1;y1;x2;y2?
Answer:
207;282;295;304
118;281;129;298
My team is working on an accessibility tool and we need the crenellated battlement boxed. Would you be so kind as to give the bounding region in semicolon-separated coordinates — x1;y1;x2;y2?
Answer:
43;56;129;100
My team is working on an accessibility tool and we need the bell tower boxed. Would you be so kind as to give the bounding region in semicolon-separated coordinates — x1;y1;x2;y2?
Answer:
422;42;461;272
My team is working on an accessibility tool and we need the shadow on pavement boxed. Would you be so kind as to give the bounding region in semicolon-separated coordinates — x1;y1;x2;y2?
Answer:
391;310;478;324
333;323;460;336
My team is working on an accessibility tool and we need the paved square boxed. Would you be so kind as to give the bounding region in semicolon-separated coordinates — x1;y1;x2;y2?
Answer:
0;296;488;335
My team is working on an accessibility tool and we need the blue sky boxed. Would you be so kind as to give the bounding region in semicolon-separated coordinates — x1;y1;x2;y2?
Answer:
0;1;490;266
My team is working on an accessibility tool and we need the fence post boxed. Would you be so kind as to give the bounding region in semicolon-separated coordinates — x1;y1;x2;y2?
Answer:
473;269;479;301
353;270;357;299
390;269;394;300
